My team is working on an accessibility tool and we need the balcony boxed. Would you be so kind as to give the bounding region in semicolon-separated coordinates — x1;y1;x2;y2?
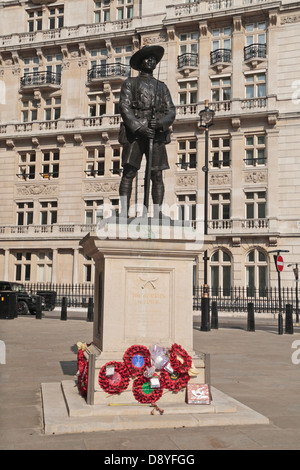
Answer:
244;44;267;67
87;63;131;83
206;218;271;234
0;223;98;241
20;71;61;90
177;53;198;72
210;49;231;72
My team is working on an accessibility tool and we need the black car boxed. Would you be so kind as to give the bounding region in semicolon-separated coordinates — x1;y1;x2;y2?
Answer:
0;281;45;315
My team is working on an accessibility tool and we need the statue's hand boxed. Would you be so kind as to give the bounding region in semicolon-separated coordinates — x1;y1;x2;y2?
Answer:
149;118;163;130
137;126;155;139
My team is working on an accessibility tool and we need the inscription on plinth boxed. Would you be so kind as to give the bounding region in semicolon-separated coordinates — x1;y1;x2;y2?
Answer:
125;268;174;343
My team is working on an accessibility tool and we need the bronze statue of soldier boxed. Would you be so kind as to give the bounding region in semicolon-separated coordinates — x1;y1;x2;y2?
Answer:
118;45;176;218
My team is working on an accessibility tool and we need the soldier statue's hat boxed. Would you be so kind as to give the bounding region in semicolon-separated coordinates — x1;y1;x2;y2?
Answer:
130;45;164;71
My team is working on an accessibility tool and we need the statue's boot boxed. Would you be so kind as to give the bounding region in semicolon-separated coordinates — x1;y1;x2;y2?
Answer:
151;170;165;220
119;166;137;218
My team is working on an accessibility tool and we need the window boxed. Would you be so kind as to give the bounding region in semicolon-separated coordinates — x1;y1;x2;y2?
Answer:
46;54;62;79
179;32;199;55
211;193;230;220
27;9;43;32
17;202;34;226
44;96;61;120
88;93;106;116
211;77;231;102
111;147;121;175
245;21;267;46
23;56;39;75
49;6;64;29
41;151;59;179
245;73;266;99
86;147;105;176
117;0;134;20
94;1;111;23
83;254;93;282
177;140;197;170
113;92;120;114
245;135;266;166
211;137;230;168
85;199;104;225
210;249;232;296
15;252;32;282
114;44;133;66
89;48;108;79
18;152;36;180
178;80;197;105
37;252;53;282
40;201;57;225
22;99;39;122
245;191;266;219
177;194;197;221
211;27;232;63
246;249;268;296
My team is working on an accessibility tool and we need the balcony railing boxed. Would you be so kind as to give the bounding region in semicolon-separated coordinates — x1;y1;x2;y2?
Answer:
177;53;198;69
87;63;131;81
206;218;270;233
210;49;231;65
20;71;61;87
244;43;267;61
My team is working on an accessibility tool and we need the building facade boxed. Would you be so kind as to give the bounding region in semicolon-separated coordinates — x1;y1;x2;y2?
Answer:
0;0;300;295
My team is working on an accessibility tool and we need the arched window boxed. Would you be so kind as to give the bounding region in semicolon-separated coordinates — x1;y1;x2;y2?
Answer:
210;249;232;296
246;249;268;297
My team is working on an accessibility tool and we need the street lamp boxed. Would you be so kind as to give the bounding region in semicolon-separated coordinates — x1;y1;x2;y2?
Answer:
288;263;299;324
199;100;215;331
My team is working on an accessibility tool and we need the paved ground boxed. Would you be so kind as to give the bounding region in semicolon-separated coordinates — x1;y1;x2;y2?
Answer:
1;308;300;451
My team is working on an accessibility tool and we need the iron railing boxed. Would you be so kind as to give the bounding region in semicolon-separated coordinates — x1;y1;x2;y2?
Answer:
193;286;299;314
177;53;198;69
244;43;267;61
210;48;231;65
25;282;94;308
87;63;131;81
20;71;61;87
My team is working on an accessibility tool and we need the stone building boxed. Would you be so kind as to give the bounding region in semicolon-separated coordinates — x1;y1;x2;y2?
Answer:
0;0;299;296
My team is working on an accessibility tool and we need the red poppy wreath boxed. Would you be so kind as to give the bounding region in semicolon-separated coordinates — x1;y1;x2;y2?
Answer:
77;351;88;397
123;345;151;376
169;343;192;374
160;369;190;391
98;361;130;395
132;375;164;404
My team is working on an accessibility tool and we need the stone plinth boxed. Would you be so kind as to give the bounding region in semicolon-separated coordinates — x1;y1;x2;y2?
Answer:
80;219;206;405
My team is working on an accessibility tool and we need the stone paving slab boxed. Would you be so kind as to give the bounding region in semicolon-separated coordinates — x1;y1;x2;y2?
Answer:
41;381;269;435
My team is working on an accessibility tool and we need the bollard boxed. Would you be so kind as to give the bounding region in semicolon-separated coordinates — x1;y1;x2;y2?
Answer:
87;297;94;322
247;302;255;332
61;296;67;321
200;297;210;332
35;296;42;319
211;301;218;329
285;303;294;334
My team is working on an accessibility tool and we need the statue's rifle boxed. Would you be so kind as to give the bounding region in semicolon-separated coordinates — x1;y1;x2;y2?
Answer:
143;66;160;217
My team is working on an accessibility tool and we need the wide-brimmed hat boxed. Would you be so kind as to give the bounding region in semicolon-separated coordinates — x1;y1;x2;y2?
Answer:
130;45;164;71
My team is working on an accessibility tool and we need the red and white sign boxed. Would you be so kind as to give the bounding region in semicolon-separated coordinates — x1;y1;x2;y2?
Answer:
276;255;284;272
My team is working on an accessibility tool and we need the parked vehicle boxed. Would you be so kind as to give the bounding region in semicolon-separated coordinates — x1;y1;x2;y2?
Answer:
0;281;45;315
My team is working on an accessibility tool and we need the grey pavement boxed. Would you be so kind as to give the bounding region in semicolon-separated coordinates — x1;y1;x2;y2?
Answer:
1;309;300;450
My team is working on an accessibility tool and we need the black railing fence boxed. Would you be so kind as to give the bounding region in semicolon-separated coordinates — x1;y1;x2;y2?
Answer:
193;286;300;314
24;283;299;313
25;282;94;308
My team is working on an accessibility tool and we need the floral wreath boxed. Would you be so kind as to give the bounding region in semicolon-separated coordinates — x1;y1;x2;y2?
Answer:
77;349;88;397
123;345;151;376
169;343;192;374
132;375;164;404
98;361;130;395
160;369;190;391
